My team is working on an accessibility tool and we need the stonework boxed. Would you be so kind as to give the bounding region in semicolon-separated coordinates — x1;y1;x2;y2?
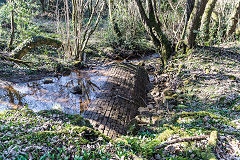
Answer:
82;63;149;138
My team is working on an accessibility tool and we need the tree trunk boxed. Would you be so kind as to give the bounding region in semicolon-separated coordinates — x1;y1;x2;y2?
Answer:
9;0;15;49
211;11;219;40
200;0;218;42
108;0;122;38
134;0;173;67
184;0;209;48
176;0;195;53
227;0;240;37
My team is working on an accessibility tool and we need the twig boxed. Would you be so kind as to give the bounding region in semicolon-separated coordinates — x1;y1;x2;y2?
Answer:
155;135;209;150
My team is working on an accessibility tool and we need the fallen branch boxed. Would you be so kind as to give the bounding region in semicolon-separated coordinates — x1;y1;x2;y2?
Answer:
0;54;32;67
155;135;209;150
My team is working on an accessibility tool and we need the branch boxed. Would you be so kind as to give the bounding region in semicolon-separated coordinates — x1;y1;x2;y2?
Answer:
0;55;32;67
81;2;106;52
155;135;209;150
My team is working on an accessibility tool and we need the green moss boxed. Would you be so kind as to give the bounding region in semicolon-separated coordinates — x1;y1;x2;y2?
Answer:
70;115;92;127
171;111;235;128
228;75;237;80
201;131;218;160
176;104;189;109
235;104;240;111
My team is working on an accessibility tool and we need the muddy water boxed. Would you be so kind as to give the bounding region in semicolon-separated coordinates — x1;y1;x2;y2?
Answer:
0;69;108;114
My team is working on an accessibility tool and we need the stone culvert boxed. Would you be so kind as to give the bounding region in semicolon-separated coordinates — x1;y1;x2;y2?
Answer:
82;63;149;138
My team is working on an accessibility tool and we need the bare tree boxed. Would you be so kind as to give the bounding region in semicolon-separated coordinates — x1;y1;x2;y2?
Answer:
8;0;15;49
108;0;122;38
71;0;105;61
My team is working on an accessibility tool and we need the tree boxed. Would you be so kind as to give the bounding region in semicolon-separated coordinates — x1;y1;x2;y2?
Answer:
40;0;45;12
227;0;240;37
108;0;122;38
134;0;173;67
8;0;15;49
71;0;105;61
200;0;218;42
184;0;209;48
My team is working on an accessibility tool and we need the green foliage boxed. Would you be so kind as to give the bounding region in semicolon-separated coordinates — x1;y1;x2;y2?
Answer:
0;0;41;44
100;1;147;50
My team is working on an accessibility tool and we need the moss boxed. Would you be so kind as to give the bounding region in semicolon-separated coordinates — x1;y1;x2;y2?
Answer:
201;131;218;160
70;115;92;127
235;104;240;111
29;126;110;143
127;119;140;135
156;129;175;142
171;111;233;127
12;36;62;59
176;104;189;109
38;109;64;117
228;75;237;80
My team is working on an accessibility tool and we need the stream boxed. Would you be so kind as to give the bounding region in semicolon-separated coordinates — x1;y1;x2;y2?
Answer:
0;53;160;114
0;68;108;114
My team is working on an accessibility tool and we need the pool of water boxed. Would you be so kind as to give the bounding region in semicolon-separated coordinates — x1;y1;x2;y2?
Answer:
0;69;108;114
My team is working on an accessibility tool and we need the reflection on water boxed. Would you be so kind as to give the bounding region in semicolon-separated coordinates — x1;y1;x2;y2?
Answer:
0;70;107;114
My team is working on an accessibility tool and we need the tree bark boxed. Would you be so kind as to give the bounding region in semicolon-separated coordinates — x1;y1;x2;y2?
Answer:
184;0;209;48
227;1;240;37
9;0;15;49
134;0;173;67
108;0;122;38
40;0;45;12
200;0;218;42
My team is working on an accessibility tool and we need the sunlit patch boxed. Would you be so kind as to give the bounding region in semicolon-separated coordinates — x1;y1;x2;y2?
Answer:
177;117;195;124
52;103;62;111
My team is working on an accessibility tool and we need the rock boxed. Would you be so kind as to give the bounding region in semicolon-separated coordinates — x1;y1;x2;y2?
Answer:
147;104;154;109
155;154;161;160
43;78;53;84
72;61;86;69
70;85;82;94
144;63;155;72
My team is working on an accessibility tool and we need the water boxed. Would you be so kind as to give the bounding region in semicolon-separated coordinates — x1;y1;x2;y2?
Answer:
0;53;160;114
0;69;108;114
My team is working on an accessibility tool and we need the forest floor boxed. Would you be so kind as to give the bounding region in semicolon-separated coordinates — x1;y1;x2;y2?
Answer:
0;41;240;159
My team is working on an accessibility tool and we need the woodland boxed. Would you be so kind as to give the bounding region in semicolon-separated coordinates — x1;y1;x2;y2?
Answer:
0;0;240;159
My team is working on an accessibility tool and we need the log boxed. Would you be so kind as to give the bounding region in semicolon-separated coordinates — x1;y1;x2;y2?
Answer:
12;36;62;59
